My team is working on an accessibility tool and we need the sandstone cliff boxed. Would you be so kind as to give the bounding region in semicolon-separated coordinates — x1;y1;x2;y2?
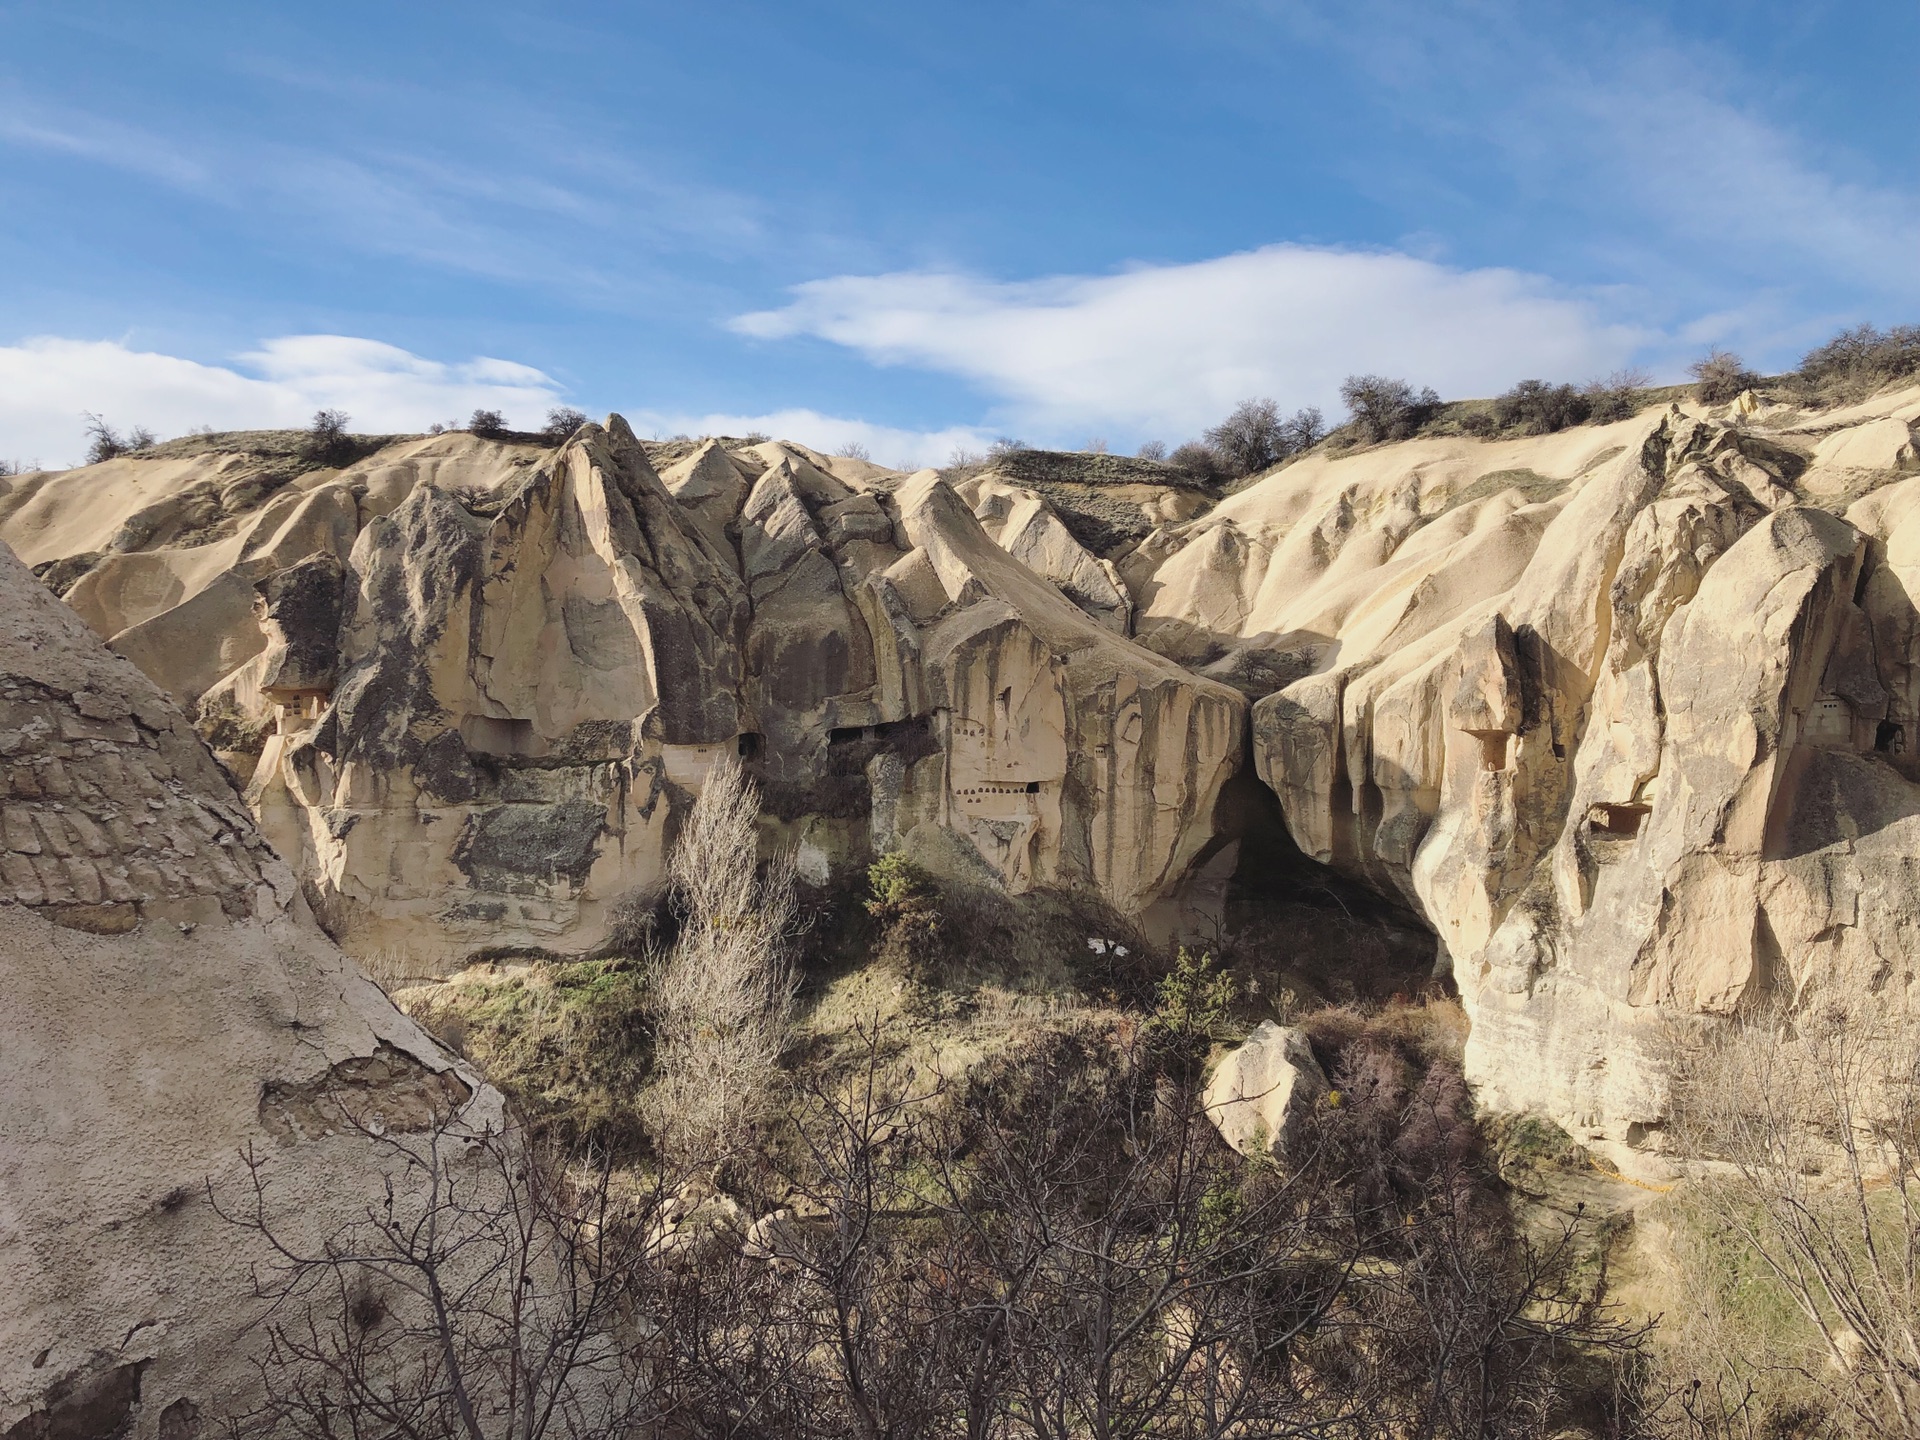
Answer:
0;538;499;1437
9;384;1920;1157
1127;385;1920;1151
0;426;1241;970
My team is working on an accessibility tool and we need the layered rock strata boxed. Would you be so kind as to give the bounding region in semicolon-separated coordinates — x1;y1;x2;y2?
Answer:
0;536;498;1437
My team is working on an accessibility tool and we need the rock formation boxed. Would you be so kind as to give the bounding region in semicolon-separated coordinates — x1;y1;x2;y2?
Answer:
1203;1021;1328;1160
1128;386;1920;1151
0;536;498;1437
2;426;1241;970
10;384;1920;1156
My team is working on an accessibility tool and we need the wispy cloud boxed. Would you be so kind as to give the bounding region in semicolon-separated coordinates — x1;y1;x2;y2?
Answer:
734;245;1643;441
0;334;983;474
1254;1;1920;319
0;103;211;190
0;335;564;467
625;407;994;474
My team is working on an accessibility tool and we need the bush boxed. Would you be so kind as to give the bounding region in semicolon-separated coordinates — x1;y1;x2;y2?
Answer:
1582;367;1650;423
1688;348;1761;404
833;440;871;461
540;405;587;444
299;408;355;467
864;852;941;973
1135;439;1167;461
1166;440;1226;482
81;413;154;464
468;408;508;438
1492;379;1590;435
986;436;1027;460
1797;323;1920;398
1146;945;1237;1047
646;754;796;1166
1339;375;1442;443
1202;398;1328;478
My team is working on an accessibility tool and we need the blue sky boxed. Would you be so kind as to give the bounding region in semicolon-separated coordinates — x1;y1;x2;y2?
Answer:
3;0;1917;468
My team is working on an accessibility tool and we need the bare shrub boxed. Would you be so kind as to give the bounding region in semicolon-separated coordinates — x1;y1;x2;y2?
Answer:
834;440;872;461
986;437;1027;460
82;412;155;463
1167;439;1227;483
1797;323;1920;400
1583;367;1652;423
1493;379;1591;435
469;409;508;438
300;408;355;467
1135;439;1167;461
1340;375;1442;443
645;754;796;1167
1688;349;1762;405
1664;974;1920;1435
1202;397;1327;478
1082;436;1108;454
540;407;588;445
213;1109;672;1440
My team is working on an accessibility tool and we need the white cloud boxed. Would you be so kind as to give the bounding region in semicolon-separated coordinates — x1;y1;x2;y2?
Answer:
627;407;995;474
0;334;985;475
0;335;565;468
733;245;1644;442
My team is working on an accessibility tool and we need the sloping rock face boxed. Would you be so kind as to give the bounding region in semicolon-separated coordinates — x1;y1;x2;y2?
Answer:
1129;388;1920;1149
3;425;1242;968
15;388;1920;1154
0;537;498;1437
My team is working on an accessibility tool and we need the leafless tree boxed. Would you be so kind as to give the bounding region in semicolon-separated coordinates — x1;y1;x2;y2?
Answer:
1339;376;1442;444
212;1109;677;1440
1687;350;1761;404
1666;975;1920;1436
645;753;797;1167
83;411;155;463
541;408;589;445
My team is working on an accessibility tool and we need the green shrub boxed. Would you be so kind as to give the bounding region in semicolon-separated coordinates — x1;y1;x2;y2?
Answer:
1147;946;1237;1045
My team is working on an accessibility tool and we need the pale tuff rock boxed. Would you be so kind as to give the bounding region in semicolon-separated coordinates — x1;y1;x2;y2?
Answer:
1133;385;1920;1151
1203;1021;1328;1160
4;422;1240;969
15;387;1920;1150
0;536;498;1438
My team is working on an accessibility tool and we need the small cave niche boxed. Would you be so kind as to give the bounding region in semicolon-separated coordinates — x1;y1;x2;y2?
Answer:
737;731;764;759
1876;719;1905;755
1803;694;1854;750
1463;729;1511;772
1586;801;1650;838
460;715;537;757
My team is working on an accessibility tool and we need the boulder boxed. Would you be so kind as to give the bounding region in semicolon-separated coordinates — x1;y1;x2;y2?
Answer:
0;535;500;1436
1203;1021;1328;1160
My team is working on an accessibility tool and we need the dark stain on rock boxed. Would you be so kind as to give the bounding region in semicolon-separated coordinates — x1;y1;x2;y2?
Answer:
451;798;607;895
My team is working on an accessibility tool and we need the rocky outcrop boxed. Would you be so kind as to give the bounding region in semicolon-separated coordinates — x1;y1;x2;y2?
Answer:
1203;1021;1328;1160
4;426;1241;969
0;536;498;1437
14;384;1920;1155
1129;384;1920;1153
